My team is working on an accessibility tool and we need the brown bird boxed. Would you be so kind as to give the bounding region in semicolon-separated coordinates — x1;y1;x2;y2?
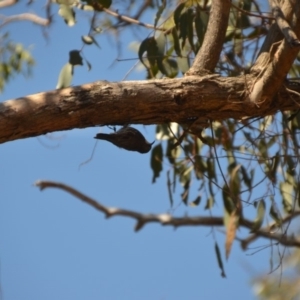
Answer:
94;126;154;154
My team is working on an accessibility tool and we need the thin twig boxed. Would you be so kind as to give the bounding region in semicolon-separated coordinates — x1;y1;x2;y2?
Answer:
101;6;165;32
231;2;274;21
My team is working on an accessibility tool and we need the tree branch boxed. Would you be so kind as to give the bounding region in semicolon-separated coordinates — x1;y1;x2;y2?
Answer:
230;2;274;21
248;0;300;104
100;6;165;31
271;0;300;46
1;76;300;144
0;0;17;8
34;180;300;248
0;13;51;29
240;210;300;249
186;0;231;75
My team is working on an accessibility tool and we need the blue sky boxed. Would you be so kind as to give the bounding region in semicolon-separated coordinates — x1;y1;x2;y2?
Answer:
0;2;273;299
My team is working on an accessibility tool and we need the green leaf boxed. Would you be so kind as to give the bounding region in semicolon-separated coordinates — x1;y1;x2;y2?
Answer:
162;58;178;78
207;157;216;179
251;199;266;232
167;170;174;207
204;196;214;210
195;8;208;47
138;37;152;68
81;35;101;49
174;2;186;29
222;185;235;215
229;164;241;197
177;56;190;74
85;0;111;8
69;50;83;66
240;166;252;189
84;58;92;71
98;0;112;8
172;27;181;57
187;8;195;53
194;156;206;179
91;36;101;49
151;143;163;183
297;183;300;208
190;195;201;207
280;181;294;213
56;63;73;89
242;0;252;10
286;156;296;176
156;34;167;75
82;35;94;45
154;0;166;28
178;10;188;48
269;200;282;226
147;37;159;68
214;242;226;278
166;138;180;164
93;26;103;33
156;123;173;140
268;152;280;184
58;4;76;26
180;166;192;205
225;211;238;260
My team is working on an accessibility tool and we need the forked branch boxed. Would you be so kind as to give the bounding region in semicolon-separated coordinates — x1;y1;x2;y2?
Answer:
35;180;300;249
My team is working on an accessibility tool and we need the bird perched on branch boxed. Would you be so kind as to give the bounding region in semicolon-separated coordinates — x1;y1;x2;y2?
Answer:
94;126;154;154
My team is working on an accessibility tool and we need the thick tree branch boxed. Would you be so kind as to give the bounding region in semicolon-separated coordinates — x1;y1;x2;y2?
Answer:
249;0;300;104
0;0;17;8
186;0;231;75
251;0;295;74
1;76;300;144
271;0;300;46
34;180;300;248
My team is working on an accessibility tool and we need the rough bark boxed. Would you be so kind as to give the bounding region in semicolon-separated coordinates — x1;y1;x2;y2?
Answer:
249;0;300;104
186;0;231;75
1;75;300;144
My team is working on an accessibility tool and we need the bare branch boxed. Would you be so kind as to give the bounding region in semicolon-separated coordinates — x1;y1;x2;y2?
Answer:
0;13;51;29
34;180;300;248
231;2;274;21
1;76;300;144
101;6;165;31
0;0;17;9
34;180;224;231
240;210;300;249
186;0;231;75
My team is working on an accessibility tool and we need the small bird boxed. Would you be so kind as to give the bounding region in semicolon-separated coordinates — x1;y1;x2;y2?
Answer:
94;126;154;154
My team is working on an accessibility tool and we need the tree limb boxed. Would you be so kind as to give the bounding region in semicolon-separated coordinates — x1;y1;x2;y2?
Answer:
186;0;231;75
34;180;300;248
249;0;300;104
240;210;300;249
0;13;51;29
271;0;300;46
1;76;300;144
231;2;274;21
0;0;17;8
100;5;165;31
